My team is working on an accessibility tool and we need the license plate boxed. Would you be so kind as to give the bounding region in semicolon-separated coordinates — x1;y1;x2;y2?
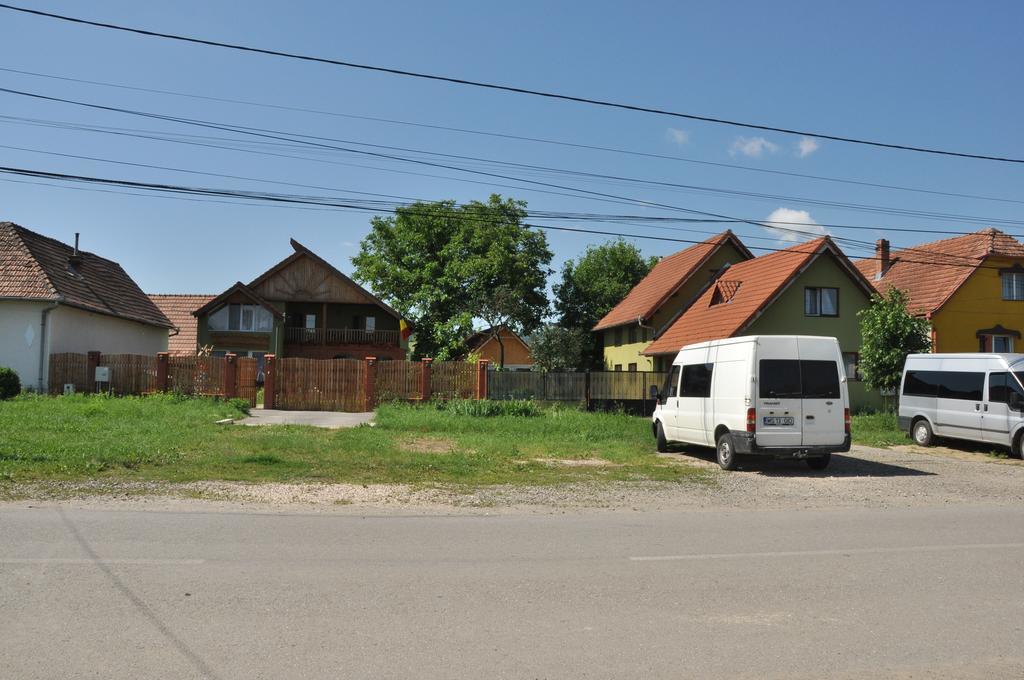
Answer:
763;416;795;426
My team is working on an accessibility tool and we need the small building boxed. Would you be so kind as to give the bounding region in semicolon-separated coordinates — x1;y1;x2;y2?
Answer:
855;229;1024;353
465;325;533;370
191;239;408;370
592;231;752;372
0;222;172;391
148;294;215;355
643;237;882;411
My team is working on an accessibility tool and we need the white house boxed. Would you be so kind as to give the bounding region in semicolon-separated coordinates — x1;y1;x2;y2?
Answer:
0;222;172;391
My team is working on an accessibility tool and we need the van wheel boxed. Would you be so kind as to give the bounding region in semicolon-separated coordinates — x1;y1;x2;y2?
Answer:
1012;432;1024;460
716;433;738;471
806;454;831;470
912;419;934;447
655;422;669;453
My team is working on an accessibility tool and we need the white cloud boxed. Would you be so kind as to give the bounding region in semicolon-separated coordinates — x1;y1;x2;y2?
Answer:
730;136;779;158
762;208;828;242
666;127;689;145
796;137;820;158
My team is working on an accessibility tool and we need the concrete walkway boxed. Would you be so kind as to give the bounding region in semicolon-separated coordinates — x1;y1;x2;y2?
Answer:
238;409;374;429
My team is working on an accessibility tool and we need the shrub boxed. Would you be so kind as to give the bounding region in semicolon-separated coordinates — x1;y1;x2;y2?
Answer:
434;398;541;417
0;366;21;399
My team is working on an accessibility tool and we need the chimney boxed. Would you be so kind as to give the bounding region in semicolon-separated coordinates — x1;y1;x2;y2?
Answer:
875;239;890;280
68;232;83;269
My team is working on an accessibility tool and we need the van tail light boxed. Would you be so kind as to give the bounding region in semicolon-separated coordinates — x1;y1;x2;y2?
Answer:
844;408;851;434
746;408;757;433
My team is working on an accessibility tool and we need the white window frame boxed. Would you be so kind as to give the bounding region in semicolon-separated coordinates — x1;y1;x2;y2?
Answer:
805;287;839;317
1001;272;1024;301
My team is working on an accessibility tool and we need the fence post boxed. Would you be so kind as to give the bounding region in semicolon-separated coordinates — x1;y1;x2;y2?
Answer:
364;356;377;411
224;353;238;399
263;354;277;409
420;357;433;402
476;359;489;399
156;352;169;392
86;351;101;393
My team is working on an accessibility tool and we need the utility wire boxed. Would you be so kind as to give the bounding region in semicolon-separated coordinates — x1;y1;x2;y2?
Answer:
2;3;1022;164
3;65;1022;207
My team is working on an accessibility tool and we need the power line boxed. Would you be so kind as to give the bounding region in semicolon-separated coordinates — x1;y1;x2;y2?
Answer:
3;66;1022;207
2;3;1022;164
4;87;1023;231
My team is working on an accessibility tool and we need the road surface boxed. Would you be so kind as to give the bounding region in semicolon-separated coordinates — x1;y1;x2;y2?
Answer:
2;504;1022;679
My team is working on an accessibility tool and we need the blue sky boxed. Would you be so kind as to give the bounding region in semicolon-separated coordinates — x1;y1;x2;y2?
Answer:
1;0;1022;297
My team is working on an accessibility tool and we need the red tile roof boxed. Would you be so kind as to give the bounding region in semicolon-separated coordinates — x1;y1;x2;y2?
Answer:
592;231;752;331
645;238;866;355
149;294;215;355
853;228;1024;315
0;222;172;328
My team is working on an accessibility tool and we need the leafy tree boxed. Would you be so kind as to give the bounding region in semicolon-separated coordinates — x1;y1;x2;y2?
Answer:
553;239;656;367
529;326;590;372
857;288;931;399
352;195;552;360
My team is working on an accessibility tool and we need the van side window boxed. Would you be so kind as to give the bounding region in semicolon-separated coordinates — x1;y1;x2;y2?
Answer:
680;363;713;398
665;366;681;398
989;372;1024;403
903;370;939;397
937;372;984;401
759;360;800;398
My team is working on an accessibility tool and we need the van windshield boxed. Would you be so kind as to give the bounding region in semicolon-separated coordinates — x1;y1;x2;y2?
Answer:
759;359;840;399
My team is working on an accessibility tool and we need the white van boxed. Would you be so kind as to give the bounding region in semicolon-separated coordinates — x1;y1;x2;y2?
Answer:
899;353;1024;458
651;335;851;470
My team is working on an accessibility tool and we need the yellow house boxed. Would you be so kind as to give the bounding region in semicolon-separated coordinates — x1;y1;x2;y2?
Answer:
855;229;1024;352
592;231;752;371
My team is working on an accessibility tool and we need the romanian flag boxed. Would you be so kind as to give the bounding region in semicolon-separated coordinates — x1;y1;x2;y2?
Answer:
399;318;413;341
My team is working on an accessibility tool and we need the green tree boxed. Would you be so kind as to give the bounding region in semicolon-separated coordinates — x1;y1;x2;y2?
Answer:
352;195;552;360
529;326;590;372
553;239;656;367
857;288;931;400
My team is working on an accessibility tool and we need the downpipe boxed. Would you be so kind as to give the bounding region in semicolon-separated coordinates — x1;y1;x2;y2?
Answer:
37;299;62;392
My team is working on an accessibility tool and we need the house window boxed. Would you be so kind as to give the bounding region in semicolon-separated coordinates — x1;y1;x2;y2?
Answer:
1001;272;1024;301
805;287;839;317
980;334;1014;352
304;314;317;329
365;316;376;333
628;326;638;344
208;304;273;332
628;363;637;372
614;364;623;372
842;352;861;381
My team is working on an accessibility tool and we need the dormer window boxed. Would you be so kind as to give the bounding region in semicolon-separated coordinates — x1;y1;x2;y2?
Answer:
208;303;274;332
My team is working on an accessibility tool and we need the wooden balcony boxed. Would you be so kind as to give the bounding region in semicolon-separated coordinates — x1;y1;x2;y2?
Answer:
284;326;400;346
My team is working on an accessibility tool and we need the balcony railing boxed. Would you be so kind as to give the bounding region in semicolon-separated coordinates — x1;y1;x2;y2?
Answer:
284;327;400;346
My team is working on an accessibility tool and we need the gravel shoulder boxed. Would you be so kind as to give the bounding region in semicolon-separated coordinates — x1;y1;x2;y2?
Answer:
3;443;1023;515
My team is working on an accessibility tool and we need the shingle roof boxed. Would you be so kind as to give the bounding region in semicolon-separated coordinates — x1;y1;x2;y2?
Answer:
853;228;1024;315
645;238;865;355
592;231;752;331
148;294;215;355
0;222;172;328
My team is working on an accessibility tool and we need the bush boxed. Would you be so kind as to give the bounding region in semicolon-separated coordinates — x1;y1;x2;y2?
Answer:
0;366;21;399
434;398;541;417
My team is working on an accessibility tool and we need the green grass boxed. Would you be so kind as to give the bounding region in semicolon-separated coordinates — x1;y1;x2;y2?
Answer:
851;412;910;448
0;394;709;488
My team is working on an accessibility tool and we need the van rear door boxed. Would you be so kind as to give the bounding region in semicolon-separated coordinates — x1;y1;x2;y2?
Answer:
755;338;802;447
798;338;845;446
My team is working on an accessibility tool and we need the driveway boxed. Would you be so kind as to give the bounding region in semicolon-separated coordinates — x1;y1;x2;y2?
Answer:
237;409;374;429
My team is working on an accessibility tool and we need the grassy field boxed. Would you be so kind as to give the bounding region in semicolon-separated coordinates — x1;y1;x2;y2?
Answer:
850;412;910;448
0;394;710;487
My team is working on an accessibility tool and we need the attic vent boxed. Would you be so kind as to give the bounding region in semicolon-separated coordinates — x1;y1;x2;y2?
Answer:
710;280;741;306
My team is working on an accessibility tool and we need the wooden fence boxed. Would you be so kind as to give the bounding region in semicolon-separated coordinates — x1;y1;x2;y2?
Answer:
431;361;477;400
48;353;90;394
488;370;670;414
375;360;421;402
274;358;365;411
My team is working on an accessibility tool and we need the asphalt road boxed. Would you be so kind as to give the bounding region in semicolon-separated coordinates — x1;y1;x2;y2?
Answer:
2;504;1023;679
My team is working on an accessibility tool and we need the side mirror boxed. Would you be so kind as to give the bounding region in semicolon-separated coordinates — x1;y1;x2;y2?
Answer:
649;385;660;402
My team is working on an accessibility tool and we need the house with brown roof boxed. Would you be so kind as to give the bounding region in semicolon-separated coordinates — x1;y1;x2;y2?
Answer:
592;231;753;372
854;229;1024;353
465;325;533;370
190;238;409;372
148;294;216;355
644;237;882;410
0;222;172;391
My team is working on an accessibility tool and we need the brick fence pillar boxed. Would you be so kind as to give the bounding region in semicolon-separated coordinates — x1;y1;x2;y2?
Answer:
420;357;433;402
86;351;101;393
364;356;377;411
156;352;169;392
263;354;277;409
224;353;238;399
476;359;490;400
